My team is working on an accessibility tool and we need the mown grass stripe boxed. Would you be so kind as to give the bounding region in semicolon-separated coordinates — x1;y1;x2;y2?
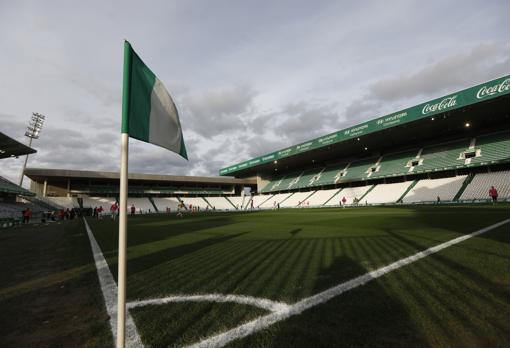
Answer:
188;218;510;348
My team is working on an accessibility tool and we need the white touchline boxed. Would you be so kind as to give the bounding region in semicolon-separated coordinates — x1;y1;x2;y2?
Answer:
187;218;510;348
83;218;143;348
127;294;290;313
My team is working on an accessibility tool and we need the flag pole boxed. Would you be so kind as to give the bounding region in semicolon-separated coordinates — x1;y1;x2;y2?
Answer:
118;40;132;348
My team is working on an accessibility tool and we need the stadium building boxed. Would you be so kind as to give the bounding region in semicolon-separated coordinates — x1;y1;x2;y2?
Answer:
218;74;510;207
7;74;510;215
0;132;38;227
25;168;256;212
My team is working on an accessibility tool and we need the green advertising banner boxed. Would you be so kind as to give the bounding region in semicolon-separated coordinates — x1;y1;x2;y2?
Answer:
220;75;510;175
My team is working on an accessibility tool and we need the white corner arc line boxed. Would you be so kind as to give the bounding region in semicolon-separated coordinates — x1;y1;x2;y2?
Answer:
187;218;510;348
127;294;290;313
83;218;143;348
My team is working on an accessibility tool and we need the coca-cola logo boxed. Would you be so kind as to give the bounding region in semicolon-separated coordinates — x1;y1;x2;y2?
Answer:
476;78;510;99
422;96;457;115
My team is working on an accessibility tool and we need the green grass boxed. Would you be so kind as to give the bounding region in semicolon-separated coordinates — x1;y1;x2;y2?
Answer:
0;220;113;348
83;205;510;347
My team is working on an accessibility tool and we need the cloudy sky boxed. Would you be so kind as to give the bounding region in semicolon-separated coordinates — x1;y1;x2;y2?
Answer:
1;0;509;185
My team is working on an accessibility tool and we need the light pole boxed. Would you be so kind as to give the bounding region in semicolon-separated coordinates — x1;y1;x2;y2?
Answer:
19;112;45;187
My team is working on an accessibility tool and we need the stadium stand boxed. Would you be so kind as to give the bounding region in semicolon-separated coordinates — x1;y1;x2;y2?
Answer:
81;197;117;209
259;132;510;194
0;176;35;196
363;182;412;204
470;131;510;165
204;196;235;210
413;139;470;173
250;194;272;208
45;197;79;209
259;192;292;208
280;191;316;207
341;159;377;181
370;150;418;178
460;170;510;200
227;196;245;210
403;175;467;203
307;188;341;206
152;197;181;211
127;197;156;213
326;186;371;206
180;197;210;210
312;163;347;187
293;168;323;189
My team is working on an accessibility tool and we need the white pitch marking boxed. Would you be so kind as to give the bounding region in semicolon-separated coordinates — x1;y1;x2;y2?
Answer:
83;218;143;348
188;218;510;348
127;294;290;313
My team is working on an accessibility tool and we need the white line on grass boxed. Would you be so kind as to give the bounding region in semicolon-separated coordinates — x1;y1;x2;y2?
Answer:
187;218;510;348
83;218;143;348
127;294;290;313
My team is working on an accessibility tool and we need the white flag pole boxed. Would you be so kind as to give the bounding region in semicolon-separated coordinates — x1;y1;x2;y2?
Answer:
117;40;132;348
117;132;128;348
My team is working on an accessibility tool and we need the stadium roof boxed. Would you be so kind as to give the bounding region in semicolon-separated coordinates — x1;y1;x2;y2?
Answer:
0;132;36;159
24;168;256;185
221;74;510;177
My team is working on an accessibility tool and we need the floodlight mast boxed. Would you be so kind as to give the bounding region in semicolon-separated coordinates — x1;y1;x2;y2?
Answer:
19;112;45;187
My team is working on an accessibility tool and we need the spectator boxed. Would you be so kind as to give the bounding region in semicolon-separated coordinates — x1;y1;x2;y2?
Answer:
110;202;118;220
489;186;498;203
22;208;31;224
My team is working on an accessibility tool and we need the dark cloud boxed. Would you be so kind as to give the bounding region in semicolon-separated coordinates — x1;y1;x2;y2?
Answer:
342;44;510;123
1;1;510;183
369;44;510;103
274;102;340;143
181;86;255;138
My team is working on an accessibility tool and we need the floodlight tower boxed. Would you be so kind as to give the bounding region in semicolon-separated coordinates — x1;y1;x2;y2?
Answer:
19;112;45;186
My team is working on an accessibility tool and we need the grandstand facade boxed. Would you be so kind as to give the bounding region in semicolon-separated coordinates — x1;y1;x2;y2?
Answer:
11;75;510;213
24;168;257;212
215;75;510;207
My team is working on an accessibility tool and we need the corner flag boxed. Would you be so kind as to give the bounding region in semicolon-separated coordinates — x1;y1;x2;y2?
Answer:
122;41;187;159
117;41;187;348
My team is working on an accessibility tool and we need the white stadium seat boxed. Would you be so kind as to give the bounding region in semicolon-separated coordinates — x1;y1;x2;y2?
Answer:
45;197;79;209
280;191;316;208
258;193;292;208
328;186;371;206
227;196;245;210
127;198;155;213
152;197;181;211
403;176;466;203
82;197;117;209
204;197;235;210
362;182;411;204
179;197;210;210
461;170;510;200
250;194;273;208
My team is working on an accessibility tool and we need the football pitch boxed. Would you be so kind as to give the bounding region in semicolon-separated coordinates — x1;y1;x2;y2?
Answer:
2;205;510;347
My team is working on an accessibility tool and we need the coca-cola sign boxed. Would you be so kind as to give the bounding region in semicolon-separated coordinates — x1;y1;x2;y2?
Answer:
422;96;457;115
476;78;510;99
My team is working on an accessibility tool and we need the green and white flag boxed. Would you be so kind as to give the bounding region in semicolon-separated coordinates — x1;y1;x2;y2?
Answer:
121;41;187;159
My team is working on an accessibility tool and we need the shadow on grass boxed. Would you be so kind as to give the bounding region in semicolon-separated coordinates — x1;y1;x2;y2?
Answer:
289;228;302;237
87;214;241;255
228;255;426;348
114;231;251;278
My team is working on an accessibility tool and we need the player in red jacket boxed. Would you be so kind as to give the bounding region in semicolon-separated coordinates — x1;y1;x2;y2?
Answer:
489;186;498;203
